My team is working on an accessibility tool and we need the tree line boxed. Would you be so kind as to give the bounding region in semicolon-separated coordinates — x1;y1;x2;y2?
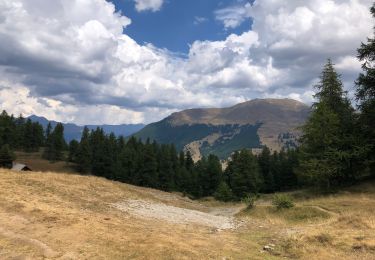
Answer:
0;112;300;200
0;112;67;165
65;127;299;200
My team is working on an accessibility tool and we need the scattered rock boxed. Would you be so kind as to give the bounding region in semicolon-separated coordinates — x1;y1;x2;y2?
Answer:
113;199;241;230
263;245;273;251
263;243;276;252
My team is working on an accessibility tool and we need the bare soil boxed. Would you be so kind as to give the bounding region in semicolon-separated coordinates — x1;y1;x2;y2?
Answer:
113;199;242;230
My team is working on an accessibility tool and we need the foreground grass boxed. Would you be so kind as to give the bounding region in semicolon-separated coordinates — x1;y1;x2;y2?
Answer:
240;183;375;259
0;169;374;259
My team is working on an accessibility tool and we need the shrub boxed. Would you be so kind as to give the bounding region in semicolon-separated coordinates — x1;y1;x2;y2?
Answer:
214;182;234;202
272;194;295;209
242;194;257;209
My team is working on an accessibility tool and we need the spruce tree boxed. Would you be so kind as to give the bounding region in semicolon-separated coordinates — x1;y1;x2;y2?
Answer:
0;111;16;148
68;140;79;163
205;154;222;196
299;60;357;189
45;122;52;142
48;123;66;161
76;127;91;173
258;147;275;193
355;3;375;176
0;144;15;168
140;143;158;188
214;181;234;202
227;150;261;199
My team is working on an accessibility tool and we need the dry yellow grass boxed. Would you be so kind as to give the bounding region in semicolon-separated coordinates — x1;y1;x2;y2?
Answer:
0;168;374;259
0;169;261;259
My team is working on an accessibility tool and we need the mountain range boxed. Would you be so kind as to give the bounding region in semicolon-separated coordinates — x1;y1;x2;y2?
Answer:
134;98;310;160
30;98;310;159
28;115;145;142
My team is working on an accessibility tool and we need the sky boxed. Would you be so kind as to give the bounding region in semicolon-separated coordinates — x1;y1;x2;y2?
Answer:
0;0;373;125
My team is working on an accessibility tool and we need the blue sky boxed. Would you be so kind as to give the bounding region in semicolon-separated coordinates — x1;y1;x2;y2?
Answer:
111;0;253;53
0;0;372;124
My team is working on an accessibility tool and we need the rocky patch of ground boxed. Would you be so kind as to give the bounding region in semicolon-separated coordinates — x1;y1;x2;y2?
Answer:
113;199;242;231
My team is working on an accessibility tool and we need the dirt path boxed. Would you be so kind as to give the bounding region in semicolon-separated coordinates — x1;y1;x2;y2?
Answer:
113;199;243;231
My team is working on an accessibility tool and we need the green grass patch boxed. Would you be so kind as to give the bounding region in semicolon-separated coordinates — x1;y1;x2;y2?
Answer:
244;205;330;223
276;206;330;223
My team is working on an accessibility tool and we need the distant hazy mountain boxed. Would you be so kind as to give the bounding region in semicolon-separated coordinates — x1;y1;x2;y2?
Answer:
28;115;145;142
134;99;310;160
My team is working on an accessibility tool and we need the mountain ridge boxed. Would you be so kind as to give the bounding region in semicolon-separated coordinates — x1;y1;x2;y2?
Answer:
134;98;310;160
28;115;145;142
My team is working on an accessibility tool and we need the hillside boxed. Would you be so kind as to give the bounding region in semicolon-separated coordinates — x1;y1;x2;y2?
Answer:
134;98;310;160
29;115;145;142
0;169;374;259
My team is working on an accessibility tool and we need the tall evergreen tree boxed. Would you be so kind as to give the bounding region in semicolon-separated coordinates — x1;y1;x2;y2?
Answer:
299;60;357;189
45;122;52;142
139;143;158;188
68;140;79;163
44;123;66;161
76;127;91;173
355;3;375;176
0;144;15;168
0;111;16;148
258;146;275;193
22;119;44;152
203;154;222;196
227;150;261;199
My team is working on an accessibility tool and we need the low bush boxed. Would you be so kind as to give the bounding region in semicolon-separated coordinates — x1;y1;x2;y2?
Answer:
272;194;295;209
214;182;234;202
242;194;257;209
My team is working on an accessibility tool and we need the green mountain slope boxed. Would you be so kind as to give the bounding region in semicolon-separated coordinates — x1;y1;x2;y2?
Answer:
134;98;310;160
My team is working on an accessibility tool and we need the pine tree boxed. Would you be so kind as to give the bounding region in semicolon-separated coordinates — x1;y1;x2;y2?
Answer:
44;123;65;161
89;128;106;176
14;114;25;149
157;144;175;191
139;143;158;188
214;181;234;202
0;111;16;148
0;144;15;168
299;60;358;189
22;120;44;152
204;154;222;196
227;150;261;199
355;3;375;176
68;140;79;162
76;127;91;173
45;122;52;142
258;146;275;193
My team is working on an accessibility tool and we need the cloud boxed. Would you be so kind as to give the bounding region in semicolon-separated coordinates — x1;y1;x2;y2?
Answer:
0;0;373;125
194;16;208;25
134;0;164;12
214;2;252;29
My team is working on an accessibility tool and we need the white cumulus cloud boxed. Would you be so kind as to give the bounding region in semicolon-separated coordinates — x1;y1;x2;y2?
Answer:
0;0;373;124
134;0;164;12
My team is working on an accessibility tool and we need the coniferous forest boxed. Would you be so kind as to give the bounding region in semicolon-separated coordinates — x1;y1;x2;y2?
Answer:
0;4;374;201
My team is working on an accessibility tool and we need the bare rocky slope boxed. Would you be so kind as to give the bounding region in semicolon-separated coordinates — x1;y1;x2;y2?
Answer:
134;98;310;160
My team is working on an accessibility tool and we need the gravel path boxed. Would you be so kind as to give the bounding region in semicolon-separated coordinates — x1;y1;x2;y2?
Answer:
113;200;242;231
